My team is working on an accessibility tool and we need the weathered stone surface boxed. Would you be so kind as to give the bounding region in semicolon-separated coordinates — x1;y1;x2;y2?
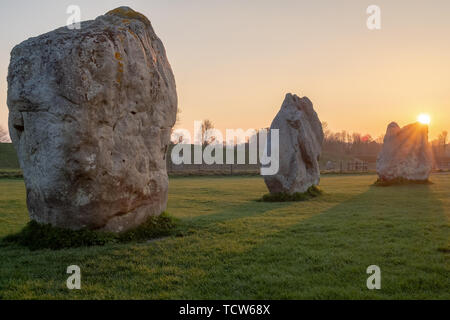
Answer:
263;93;324;194
7;7;177;232
377;122;432;182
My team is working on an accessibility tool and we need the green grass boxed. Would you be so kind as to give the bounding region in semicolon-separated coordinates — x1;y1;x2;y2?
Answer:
374;177;432;186
260;186;323;202
0;174;448;299
0;143;19;169
1;213;177;251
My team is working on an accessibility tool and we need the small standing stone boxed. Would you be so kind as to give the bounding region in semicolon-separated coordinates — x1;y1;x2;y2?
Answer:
377;122;432;182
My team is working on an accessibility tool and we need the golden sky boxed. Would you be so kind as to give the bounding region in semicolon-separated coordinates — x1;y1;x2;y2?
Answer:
0;0;449;140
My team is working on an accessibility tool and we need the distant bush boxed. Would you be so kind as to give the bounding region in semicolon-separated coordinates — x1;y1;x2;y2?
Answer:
374;178;432;187
260;185;323;202
1;213;177;250
0;169;23;179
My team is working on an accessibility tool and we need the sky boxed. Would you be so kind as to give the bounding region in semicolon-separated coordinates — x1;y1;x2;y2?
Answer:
0;0;449;140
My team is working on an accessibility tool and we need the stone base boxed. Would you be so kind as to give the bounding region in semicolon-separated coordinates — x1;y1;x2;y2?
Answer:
260;185;322;202
374;177;432;187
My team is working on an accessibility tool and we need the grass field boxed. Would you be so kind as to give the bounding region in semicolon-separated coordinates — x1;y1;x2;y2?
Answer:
0;144;19;169
0;174;448;299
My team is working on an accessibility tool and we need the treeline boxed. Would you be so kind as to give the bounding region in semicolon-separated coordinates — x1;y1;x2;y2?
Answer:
0;125;10;143
431;131;449;162
322;122;383;157
323;123;449;162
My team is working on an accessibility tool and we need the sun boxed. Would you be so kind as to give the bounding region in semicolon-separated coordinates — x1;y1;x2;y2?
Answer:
417;114;431;125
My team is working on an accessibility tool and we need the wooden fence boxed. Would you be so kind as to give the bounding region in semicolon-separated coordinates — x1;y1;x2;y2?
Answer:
347;161;369;172
168;161;371;175
168;163;260;175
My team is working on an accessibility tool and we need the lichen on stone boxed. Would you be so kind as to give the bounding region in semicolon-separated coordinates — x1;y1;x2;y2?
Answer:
106;6;151;27
127;29;139;40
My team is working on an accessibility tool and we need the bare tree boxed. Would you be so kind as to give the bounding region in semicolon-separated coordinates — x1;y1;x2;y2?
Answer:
441;131;447;150
0;125;10;143
375;134;385;144
171;131;185;145
352;133;361;145
175;108;182;127
321;121;333;143
438;131;448;156
170;108;182;137
201;119;215;146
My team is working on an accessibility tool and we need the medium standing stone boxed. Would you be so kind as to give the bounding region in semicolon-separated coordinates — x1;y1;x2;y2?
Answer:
7;7;177;232
263;93;324;194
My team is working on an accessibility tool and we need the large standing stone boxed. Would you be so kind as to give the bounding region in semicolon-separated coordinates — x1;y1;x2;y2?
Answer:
263;93;324;194
7;7;177;232
377;122;432;182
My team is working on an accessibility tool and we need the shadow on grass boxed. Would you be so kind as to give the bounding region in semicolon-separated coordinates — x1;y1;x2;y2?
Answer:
182;201;294;228
179;183;449;299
